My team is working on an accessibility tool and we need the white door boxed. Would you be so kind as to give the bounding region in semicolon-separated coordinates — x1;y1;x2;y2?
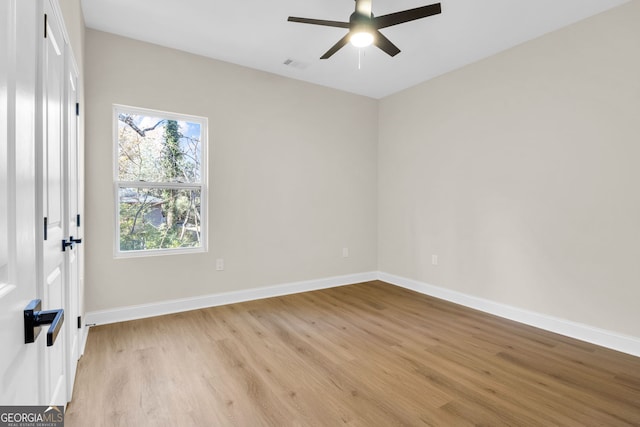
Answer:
1;0;78;407
0;0;42;405
64;53;81;400
39;0;68;406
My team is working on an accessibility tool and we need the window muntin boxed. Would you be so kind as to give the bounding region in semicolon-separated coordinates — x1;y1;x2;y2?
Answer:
114;105;207;257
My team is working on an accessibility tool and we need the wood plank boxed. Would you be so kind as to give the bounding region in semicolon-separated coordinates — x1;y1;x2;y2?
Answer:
66;281;640;426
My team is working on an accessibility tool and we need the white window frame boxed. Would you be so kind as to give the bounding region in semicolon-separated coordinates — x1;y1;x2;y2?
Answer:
113;104;208;258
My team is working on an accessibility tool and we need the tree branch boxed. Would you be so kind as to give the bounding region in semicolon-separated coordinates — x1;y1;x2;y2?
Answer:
118;114;166;137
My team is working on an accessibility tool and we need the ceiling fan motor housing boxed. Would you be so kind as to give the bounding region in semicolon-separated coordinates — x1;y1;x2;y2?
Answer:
350;11;373;33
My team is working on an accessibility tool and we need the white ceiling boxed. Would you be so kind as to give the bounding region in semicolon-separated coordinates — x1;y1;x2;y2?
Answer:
81;0;628;99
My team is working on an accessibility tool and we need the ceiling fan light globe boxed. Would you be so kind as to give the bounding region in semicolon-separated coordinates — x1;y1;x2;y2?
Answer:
350;31;374;48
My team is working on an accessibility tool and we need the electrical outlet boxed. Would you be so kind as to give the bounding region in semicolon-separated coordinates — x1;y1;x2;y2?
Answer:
342;247;349;258
432;255;438;266
216;258;224;271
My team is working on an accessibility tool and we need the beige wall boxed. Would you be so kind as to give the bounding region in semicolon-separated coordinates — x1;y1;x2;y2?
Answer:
379;1;640;337
85;1;639;341
84;30;378;312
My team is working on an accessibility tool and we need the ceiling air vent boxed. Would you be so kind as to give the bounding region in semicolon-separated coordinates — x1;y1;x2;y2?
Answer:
283;58;309;70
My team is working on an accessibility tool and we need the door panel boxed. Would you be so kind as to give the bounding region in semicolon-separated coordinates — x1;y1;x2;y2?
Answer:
41;0;67;406
0;0;41;405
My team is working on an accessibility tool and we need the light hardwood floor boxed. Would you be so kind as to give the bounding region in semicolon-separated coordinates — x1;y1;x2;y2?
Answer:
66;281;640;426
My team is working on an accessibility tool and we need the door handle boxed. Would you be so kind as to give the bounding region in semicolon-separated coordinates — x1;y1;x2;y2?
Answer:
62;236;82;251
24;299;65;347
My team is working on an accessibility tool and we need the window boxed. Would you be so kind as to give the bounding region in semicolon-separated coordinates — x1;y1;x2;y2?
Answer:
114;105;207;257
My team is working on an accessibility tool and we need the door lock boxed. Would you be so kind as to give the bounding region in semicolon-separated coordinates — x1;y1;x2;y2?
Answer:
24;299;64;346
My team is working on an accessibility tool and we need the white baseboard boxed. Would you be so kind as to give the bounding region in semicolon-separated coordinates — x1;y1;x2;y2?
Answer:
85;271;378;326
83;270;640;358
379;271;640;358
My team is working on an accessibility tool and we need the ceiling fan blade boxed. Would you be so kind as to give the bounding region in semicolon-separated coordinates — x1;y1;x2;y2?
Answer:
374;3;441;29
288;16;350;28
374;31;401;57
355;0;372;17
320;33;351;59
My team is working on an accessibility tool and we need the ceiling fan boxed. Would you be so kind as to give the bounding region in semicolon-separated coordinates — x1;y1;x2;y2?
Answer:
288;0;442;59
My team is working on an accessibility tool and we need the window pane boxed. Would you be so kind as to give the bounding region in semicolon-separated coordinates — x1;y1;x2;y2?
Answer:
117;113;201;183
119;187;202;252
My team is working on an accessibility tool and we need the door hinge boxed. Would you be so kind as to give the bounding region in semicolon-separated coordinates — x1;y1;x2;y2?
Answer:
76;102;80;116
77;316;82;329
43;217;48;240
44;14;47;38
76;214;81;227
